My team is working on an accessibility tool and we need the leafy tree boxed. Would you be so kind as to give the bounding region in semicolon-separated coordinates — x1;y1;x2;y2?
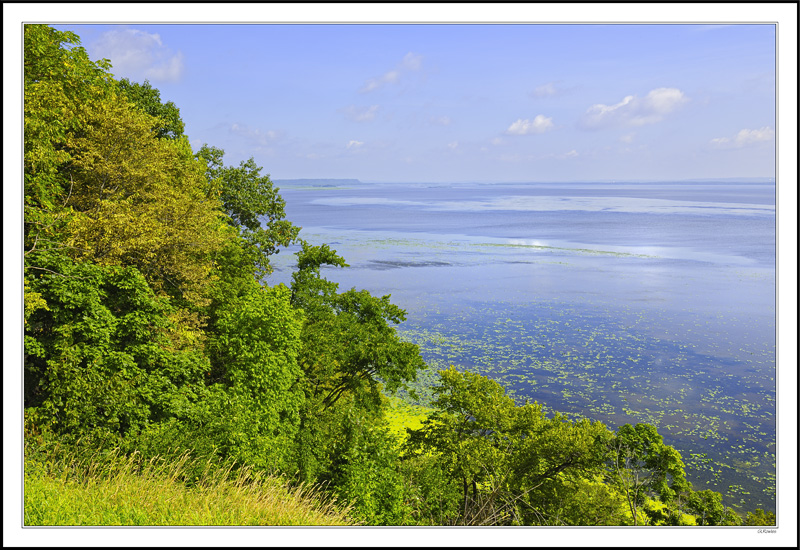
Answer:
24;25;114;317
514;475;632;526
25;24;227;317
287;240;426;520
685;489;732;526
399;454;463;525
204;280;305;472
290;241;425;413
117;78;185;139
63;96;228;310
505;410;616;525
607;423;691;525
405;367;614;525
743;508;776;526
404;366;514;524
24;255;210;444
322;401;411;525
196;145;300;276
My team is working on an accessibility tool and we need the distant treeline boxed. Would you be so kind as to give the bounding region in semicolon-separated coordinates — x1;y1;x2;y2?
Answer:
273;178;363;186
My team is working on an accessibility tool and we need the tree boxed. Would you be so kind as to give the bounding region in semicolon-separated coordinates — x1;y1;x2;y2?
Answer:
505;410;616;525
322;400;411;525
685;489;728;526
404;367;617;525
24;24;115;318
287;240;426;521
404;366;514;524
290;241;425;413
24;255;211;444
196;145;300;277
743;508;775;526
62;97;229;310
607;423;691;525
25;25;228;316
204;280;305;472
117;78;185;139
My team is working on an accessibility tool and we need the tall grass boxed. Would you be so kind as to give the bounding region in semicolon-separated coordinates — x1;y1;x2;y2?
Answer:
24;447;356;526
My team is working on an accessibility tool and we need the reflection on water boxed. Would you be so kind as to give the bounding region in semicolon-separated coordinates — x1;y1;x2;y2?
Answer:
268;180;776;512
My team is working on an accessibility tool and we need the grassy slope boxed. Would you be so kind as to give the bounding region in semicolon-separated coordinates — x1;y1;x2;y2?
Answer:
24;450;355;526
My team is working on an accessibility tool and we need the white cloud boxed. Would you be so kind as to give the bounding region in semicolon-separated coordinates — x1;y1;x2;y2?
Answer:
230;123;280;146
90;28;184;82
359;52;423;93
506;115;554;135
401;52;423;71
711;127;774;148
342;105;379;122
580;87;687;129
532;82;558;97
347;140;364;149
447;141;459;150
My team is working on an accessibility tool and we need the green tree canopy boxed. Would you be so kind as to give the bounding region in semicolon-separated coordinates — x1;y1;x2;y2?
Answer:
196;145;300;277
405;367;615;525
608;423;691;525
117;78;185;139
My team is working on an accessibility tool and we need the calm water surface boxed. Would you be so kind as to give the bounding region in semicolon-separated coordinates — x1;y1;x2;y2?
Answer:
268;180;776;513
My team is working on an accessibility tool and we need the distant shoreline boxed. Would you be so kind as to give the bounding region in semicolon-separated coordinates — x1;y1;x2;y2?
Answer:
274;177;775;186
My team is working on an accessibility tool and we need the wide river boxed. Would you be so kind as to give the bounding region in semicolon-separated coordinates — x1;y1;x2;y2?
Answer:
268;179;777;513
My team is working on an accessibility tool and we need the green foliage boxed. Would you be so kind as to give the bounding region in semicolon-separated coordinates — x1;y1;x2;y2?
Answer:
743;508;776;526
324;405;411;525
405;366;513;505
63;96;227;308
286;240;427;522
24;254;210;443
505;412;616;525
685;489;729;526
24;24;113;275
405;367;616;525
290;240;348;317
206;281;305;472
399;454;463;525
117;78;185;139
291;241;425;412
608;423;691;525
196;145;300;276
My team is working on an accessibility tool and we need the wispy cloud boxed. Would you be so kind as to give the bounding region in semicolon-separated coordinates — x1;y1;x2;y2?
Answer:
347;140;364;149
341;105;379;122
230;123;280;146
710;127;774;148
531;82;559;98
557;149;579;159
359;52;423;93
90;28;184;82
580;88;688;129
506;115;554;135
530;81;576;99
430;115;452;126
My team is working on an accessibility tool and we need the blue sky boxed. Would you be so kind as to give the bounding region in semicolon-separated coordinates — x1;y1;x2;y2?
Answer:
52;22;777;183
